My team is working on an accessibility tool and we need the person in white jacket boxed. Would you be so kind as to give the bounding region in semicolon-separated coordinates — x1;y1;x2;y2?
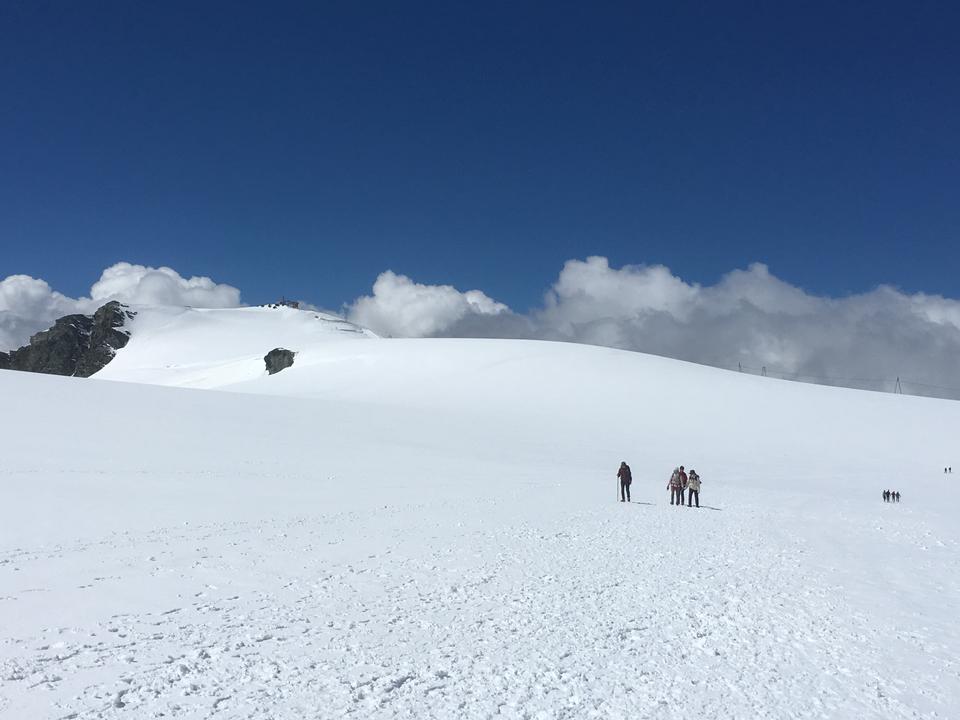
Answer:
686;469;702;508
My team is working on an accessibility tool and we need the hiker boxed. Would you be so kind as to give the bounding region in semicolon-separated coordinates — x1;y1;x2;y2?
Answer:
895;491;901;502
686;469;701;508
667;468;680;505
668;466;686;506
617;461;633;502
882;490;889;502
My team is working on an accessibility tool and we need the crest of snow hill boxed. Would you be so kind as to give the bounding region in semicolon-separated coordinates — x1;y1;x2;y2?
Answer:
0;301;135;377
0;302;321;379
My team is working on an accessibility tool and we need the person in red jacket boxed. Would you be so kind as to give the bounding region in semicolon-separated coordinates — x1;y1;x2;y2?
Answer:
617;461;632;502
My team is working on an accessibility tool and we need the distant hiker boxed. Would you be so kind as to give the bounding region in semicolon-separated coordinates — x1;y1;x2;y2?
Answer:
668;466;686;506
617;461;633;503
686;469;701;508
895;491;901;502
883;490;889;503
668;468;680;505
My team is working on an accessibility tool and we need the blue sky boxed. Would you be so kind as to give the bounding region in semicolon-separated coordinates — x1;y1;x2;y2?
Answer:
1;1;958;310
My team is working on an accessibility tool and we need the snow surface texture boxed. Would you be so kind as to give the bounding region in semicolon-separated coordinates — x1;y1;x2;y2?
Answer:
2;306;959;718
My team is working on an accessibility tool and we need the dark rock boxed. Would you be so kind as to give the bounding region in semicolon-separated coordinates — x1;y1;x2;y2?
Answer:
10;313;93;375
76;301;137;377
264;347;295;375
0;351;9;370
2;301;135;377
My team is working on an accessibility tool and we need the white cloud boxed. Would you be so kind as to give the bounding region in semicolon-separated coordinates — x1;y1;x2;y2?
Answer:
347;257;960;399
0;275;97;350
0;263;241;351
347;270;509;337
88;262;241;308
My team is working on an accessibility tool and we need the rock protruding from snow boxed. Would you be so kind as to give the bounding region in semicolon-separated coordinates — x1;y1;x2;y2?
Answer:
0;301;135;377
264;347;296;375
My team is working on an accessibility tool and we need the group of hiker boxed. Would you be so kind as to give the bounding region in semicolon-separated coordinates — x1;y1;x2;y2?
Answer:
613;461;944;508
668;466;701;507
616;462;704;508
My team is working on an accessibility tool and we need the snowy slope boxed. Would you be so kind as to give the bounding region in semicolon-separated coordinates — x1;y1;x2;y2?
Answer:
96;305;374;388
2;314;960;719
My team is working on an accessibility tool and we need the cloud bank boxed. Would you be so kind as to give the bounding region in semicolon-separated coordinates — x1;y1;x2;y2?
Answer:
0;262;241;350
346;257;960;399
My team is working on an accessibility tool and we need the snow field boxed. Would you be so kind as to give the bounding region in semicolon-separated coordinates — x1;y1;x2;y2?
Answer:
3;484;956;719
2;322;959;718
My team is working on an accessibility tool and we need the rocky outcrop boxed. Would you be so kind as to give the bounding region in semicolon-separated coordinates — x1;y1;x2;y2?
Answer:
77;302;137;376
264;348;295;375
0;301;136;377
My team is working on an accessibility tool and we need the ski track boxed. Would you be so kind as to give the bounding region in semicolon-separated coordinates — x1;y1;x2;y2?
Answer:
2;490;957;719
